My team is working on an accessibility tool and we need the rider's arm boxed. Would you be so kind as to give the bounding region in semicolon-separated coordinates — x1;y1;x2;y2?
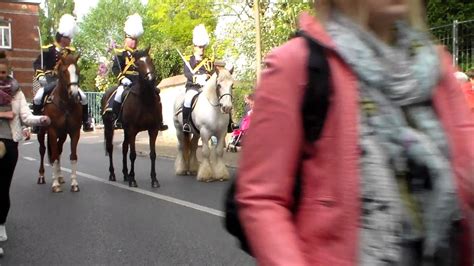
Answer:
33;53;44;80
33;45;52;80
184;58;194;83
112;50;126;83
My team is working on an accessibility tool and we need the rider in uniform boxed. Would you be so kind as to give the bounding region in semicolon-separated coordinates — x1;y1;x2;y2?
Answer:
32;14;93;132
111;14;167;130
182;24;215;133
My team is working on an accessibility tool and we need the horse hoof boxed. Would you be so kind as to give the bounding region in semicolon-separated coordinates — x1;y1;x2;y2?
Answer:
70;185;80;192
37;176;46;184
109;175;116;182
151;180;160;188
175;170;187;176
129;180;138;187
58;176;65;184
189;171;198;176
52;185;62;193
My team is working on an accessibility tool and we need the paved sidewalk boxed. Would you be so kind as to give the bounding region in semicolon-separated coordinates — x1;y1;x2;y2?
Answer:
88;129;241;168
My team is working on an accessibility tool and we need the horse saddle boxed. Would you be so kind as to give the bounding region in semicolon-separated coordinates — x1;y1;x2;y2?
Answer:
175;92;202;116
103;86;132;114
42;80;58;105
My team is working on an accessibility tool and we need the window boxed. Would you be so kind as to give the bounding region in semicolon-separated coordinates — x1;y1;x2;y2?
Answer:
0;21;11;49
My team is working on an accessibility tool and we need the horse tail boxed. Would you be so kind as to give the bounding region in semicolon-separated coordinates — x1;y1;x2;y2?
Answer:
103;112;115;156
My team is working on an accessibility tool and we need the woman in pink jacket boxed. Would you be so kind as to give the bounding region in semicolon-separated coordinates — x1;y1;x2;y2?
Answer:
235;0;473;265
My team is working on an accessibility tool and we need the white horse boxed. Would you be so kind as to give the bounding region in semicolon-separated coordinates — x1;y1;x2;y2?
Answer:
173;66;234;182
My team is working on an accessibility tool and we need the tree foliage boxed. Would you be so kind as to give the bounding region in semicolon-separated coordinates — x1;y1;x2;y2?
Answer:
73;0;145;91
142;0;218;81
39;0;75;44
426;0;474;27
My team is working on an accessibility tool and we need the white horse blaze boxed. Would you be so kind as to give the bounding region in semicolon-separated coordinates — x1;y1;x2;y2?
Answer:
67;65;79;96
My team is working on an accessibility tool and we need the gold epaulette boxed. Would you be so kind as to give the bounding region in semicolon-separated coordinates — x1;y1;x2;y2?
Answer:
41;44;53;50
184;55;191;61
66;46;76;52
114;48;125;55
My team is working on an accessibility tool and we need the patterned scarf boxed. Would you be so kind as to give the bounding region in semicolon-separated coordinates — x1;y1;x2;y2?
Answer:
0;79;13;105
325;12;462;264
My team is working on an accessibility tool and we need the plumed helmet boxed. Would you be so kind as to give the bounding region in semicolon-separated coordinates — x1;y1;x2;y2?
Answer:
192;24;209;47
124;13;144;39
57;14;77;39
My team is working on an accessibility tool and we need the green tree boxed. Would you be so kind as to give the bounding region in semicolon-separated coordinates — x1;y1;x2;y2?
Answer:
426;0;474;27
39;0;75;45
142;0;218;80
73;0;145;91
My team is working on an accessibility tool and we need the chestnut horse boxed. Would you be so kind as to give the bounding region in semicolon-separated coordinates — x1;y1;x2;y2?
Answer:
101;48;165;188
37;54;82;193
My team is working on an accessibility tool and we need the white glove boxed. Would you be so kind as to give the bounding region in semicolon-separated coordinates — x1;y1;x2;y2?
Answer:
121;77;132;86
195;74;207;86
38;75;47;86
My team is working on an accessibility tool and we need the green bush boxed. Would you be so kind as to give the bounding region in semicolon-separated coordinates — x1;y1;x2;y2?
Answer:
232;80;255;122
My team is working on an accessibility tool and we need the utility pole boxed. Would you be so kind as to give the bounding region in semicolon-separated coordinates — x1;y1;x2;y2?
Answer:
254;0;262;82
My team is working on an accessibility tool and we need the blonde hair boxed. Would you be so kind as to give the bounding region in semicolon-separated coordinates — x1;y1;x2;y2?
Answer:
316;0;427;31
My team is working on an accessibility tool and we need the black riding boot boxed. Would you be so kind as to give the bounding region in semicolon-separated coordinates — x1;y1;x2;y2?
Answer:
182;106;192;133
112;100;122;128
31;104;42;134
82;104;93;132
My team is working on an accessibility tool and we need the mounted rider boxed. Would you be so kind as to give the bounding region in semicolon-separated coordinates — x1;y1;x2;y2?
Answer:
182;24;215;133
32;14;93;132
111;14;167;130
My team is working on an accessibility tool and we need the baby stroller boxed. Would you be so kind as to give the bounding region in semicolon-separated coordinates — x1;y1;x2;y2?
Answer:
227;114;251;152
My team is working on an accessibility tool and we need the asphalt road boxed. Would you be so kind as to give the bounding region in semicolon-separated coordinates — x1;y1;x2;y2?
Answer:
0;131;254;265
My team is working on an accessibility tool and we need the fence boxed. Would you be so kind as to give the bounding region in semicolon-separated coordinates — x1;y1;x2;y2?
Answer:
85;92;104;126
430;19;474;71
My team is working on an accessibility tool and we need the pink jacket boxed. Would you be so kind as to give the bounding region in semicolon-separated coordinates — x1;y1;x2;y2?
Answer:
236;13;474;266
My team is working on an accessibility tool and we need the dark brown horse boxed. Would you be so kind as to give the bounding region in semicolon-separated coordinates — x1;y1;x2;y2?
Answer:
101;48;165;188
37;54;82;193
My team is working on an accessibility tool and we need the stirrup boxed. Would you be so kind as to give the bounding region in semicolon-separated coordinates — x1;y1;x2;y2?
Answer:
183;123;191;133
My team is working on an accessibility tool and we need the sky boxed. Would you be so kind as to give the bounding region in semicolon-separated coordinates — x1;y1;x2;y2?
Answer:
41;0;148;20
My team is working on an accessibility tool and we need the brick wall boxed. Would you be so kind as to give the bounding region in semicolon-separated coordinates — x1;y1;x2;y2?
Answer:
0;2;40;100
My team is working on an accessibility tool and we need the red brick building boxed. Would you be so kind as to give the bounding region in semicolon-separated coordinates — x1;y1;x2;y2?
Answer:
0;0;41;100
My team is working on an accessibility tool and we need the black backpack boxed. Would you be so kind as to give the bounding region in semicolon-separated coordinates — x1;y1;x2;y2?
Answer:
223;31;331;255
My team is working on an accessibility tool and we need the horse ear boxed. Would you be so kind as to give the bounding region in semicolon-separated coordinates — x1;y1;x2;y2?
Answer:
225;63;234;75
75;53;81;62
145;46;151;55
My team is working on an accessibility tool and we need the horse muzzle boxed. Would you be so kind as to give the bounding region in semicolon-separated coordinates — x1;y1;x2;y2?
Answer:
220;104;233;114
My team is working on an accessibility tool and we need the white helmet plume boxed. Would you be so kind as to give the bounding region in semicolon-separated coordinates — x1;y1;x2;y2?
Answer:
57;14;77;39
192;24;210;47
124;13;144;39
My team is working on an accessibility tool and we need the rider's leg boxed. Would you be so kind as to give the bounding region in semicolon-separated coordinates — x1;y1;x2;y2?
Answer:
112;85;125;128
32;87;44;115
182;89;198;133
78;88;93;132
155;91;168;131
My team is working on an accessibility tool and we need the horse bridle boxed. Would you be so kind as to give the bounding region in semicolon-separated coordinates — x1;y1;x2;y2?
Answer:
209;84;233;107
